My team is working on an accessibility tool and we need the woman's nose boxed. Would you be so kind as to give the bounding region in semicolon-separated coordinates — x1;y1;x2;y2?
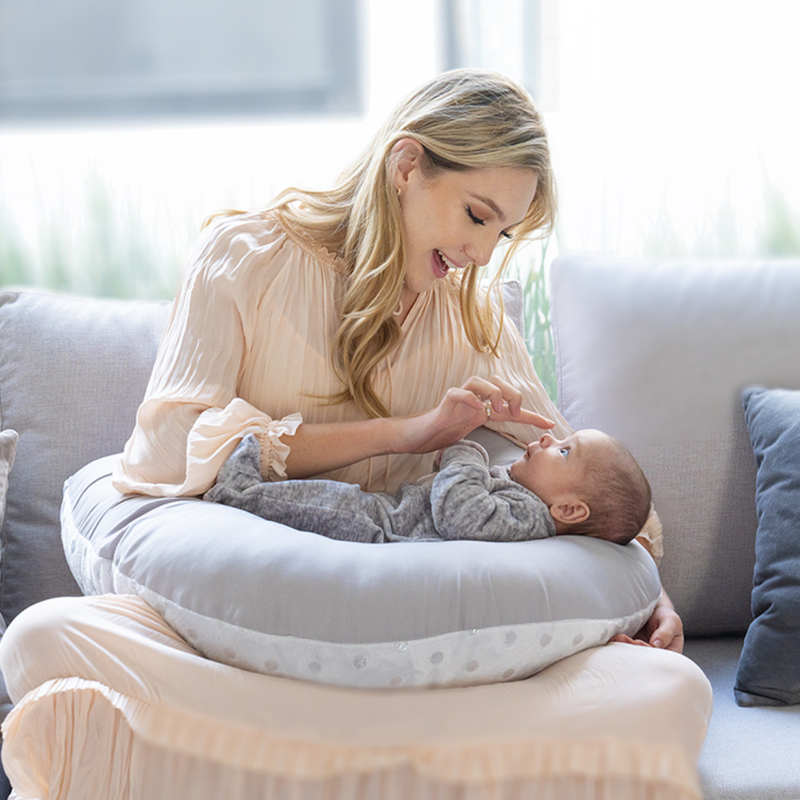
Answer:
464;234;497;267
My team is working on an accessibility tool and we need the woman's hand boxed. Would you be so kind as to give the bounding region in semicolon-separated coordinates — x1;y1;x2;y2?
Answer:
393;375;554;456
610;591;685;653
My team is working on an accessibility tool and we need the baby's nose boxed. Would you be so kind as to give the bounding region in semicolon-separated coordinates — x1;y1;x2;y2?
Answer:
539;433;553;447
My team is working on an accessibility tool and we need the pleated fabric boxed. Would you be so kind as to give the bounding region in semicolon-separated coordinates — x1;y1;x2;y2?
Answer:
1;594;711;800
111;211;569;498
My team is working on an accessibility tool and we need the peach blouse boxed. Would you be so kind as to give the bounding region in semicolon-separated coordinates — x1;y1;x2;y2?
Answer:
112;210;569;498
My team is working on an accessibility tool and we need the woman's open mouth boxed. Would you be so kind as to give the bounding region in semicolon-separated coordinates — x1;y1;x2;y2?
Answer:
432;249;460;279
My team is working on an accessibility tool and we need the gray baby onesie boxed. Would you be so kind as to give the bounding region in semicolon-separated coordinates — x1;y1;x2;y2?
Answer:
204;434;556;543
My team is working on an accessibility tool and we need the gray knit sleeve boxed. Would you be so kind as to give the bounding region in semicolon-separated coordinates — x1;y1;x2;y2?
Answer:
430;441;556;541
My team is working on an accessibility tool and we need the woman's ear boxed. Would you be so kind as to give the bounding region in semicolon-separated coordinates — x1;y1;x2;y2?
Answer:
549;497;590;526
389;138;424;192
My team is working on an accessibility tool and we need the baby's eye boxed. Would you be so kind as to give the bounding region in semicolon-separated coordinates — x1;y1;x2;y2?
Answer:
559;447;570;458
466;206;485;226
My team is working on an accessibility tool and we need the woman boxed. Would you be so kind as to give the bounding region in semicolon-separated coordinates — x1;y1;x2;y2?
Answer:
113;68;682;651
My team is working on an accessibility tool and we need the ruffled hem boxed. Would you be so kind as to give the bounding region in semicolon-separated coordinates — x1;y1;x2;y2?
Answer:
3;677;702;799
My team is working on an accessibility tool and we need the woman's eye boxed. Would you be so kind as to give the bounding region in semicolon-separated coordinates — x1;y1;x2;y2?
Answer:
500;230;512;240
466;206;485;226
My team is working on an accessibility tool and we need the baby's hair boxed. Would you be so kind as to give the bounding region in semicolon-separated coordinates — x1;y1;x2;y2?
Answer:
568;439;651;545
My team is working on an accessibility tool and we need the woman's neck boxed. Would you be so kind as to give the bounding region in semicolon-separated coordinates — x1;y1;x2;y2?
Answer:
394;287;420;325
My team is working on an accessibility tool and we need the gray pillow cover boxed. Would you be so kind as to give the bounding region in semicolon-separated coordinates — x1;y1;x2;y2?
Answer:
62;454;661;690
735;387;800;706
0;429;19;638
0;429;19;722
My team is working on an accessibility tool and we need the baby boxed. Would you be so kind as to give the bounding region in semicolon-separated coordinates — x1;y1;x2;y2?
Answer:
204;428;651;546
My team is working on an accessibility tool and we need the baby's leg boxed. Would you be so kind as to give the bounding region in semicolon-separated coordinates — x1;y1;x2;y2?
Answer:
205;435;391;542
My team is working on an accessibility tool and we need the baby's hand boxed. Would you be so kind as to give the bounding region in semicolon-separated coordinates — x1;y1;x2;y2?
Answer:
434;448;446;469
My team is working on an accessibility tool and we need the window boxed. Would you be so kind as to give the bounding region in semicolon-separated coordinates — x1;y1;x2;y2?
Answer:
441;0;558;111
0;0;361;121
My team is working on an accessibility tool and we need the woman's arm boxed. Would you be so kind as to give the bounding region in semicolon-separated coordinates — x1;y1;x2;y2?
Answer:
610;533;684;653
284;377;555;478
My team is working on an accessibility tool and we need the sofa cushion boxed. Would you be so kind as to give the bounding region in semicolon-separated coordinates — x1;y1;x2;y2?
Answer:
734;387;800;706
0;291;170;625
685;636;800;800
549;256;800;636
0;429;18;722
62;452;661;689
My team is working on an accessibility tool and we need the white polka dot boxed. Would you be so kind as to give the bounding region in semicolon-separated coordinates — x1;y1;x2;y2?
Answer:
395;641;408;651
502;668;516;680
263;660;278;672
353;656;367;669
573;634;584;646
540;634;552;646
389;676;403;686
466;660;479;672
224;648;237;660
308;662;322;673
186;628;198;640
504;631;517;646
430;651;444;664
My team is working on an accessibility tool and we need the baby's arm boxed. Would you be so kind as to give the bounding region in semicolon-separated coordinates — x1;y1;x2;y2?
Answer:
430;441;556;541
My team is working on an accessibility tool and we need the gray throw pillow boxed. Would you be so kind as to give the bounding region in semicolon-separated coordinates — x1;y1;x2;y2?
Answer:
0;429;19;635
735;388;800;706
0;429;19;721
0;429;17;534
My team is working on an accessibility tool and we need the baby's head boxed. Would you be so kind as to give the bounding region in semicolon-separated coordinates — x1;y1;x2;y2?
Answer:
509;429;651;545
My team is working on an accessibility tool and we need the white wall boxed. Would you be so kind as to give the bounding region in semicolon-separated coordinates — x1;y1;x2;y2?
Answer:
1;0;799;285
548;0;800;255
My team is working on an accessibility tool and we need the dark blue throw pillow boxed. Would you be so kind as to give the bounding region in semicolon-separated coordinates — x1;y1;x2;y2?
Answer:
735;387;800;706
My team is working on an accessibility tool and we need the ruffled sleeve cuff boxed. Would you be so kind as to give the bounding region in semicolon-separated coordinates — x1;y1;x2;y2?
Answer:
254;413;303;481
176;399;302;495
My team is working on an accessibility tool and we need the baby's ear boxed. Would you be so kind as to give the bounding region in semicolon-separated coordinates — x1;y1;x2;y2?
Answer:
549;498;590;526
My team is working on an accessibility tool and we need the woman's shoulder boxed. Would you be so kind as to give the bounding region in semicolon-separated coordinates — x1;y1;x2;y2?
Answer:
187;209;346;285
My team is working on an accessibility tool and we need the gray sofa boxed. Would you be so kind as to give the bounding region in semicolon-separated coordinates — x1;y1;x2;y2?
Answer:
549;255;800;799
0;253;799;798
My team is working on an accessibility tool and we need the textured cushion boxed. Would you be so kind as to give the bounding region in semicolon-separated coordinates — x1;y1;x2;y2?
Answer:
0;291;170;625
685;636;800;799
62;453;661;689
0;429;17;565
734;388;800;706
549;256;800;636
0;429;18;721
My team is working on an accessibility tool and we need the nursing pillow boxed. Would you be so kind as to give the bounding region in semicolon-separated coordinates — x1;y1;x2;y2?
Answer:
62;435;661;689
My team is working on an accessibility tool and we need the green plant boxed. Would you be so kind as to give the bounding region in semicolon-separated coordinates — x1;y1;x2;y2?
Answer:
0;176;190;300
502;236;558;404
641;178;800;260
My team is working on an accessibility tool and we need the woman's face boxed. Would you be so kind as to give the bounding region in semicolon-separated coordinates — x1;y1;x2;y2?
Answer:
396;161;538;298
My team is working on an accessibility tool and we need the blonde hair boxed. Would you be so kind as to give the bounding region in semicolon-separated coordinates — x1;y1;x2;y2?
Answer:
213;69;556;417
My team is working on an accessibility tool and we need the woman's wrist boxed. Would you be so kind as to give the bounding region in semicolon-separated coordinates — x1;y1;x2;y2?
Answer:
283;416;397;478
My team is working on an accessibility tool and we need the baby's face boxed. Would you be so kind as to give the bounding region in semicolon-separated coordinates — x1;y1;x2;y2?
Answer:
509;429;613;505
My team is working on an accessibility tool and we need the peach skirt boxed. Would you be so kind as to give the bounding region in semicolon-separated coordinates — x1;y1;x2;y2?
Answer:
1;595;712;800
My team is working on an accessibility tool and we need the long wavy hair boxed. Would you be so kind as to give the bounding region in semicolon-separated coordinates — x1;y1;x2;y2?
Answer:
213;69;557;417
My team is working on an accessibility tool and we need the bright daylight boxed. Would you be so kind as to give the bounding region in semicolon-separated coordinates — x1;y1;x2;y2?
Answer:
1;2;799;800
